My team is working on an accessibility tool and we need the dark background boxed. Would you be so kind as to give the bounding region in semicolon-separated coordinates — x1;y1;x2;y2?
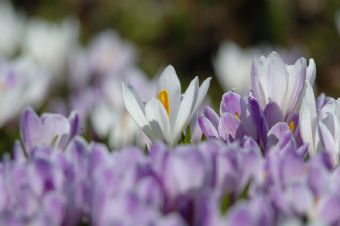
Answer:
12;0;340;97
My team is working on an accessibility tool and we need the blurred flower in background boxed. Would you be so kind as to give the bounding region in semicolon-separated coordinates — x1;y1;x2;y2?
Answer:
0;1;24;58
23;18;79;81
214;42;255;94
0;0;339;225
0;57;50;127
65;30;156;148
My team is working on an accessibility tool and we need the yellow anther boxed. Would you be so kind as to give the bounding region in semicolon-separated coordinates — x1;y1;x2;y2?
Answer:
158;89;170;116
288;121;295;132
235;112;240;120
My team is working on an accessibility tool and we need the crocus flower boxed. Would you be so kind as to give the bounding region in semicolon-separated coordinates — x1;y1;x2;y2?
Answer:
23;18;79;79
251;51;316;118
0;2;24;57
122;65;211;146
91;101;144;149
88;30;136;76
198;91;261;143
20;107;80;153
0;57;51;126
214;42;255;94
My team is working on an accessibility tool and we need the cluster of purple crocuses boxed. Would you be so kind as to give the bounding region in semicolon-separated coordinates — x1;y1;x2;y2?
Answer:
1;51;340;226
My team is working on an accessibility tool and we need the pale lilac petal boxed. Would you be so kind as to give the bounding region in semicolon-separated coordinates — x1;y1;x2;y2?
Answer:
198;114;219;139
218;113;241;141
203;106;219;129
20;107;41;153
220;91;241;115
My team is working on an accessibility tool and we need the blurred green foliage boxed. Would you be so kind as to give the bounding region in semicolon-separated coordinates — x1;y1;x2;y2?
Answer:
12;0;340;95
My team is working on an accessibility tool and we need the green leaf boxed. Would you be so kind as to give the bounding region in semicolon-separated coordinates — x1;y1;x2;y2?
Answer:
179;126;191;145
237;180;251;200
220;192;232;214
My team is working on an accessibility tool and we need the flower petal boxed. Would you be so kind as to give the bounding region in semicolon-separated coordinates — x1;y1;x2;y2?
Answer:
172;77;199;144
284;57;306;116
203;106;220;129
157;65;182;126
122;83;153;139
198;114;219;138
299;81;319;154
191;77;211;115
20;107;41;153
263;102;284;129
145;98;171;144
218;113;241;141
307;58;316;86
266;52;288;107
220;91;241;115
251;56;267;109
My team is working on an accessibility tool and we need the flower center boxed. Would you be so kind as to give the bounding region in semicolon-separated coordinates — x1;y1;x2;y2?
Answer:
158;89;170;116
288;121;295;132
235;112;240;120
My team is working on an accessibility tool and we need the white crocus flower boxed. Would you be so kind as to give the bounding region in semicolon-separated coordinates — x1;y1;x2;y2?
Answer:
23;18;79;80
299;81;320;155
0;57;51;126
214;42;255;94
92;102;145;149
88;30;136;76
122;65;211;146
251;51;316;118
0;2;25;57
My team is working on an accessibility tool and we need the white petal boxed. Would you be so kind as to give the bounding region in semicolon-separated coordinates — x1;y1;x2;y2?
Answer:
251;56;268;109
121;83;153;139
283;58;306;115
190;77;211;118
299;81;318;154
307;59;316;86
157;65;182;126
319;120;338;163
144;98;171;144
300;100;315;154
266;52;288;108
172;77;199;145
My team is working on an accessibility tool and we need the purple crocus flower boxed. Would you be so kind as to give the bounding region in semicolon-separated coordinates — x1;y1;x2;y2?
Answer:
20;107;80;154
225;196;274;226
198;91;261;143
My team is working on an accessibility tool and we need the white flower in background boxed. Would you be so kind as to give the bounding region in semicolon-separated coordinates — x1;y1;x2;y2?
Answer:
68;48;92;89
0;57;51;126
0;1;25;57
92;68;155;148
214;42;255;94
68;30;136;90
122;65;211;146
88;30;136;76
23;18;79;79
92;101;145;149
